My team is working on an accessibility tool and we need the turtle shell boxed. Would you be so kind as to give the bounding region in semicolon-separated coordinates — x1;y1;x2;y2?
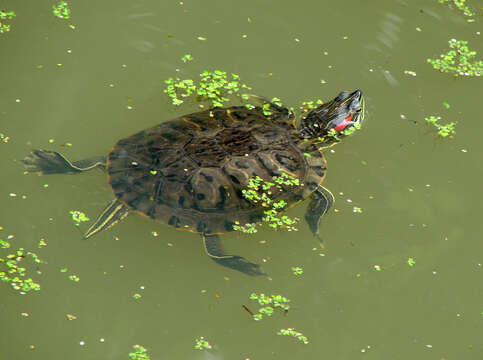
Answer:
107;106;327;234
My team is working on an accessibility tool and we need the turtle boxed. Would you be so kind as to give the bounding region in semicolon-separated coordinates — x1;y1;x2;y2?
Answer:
23;90;365;276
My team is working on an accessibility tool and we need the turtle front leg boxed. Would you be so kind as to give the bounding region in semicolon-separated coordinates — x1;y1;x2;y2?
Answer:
202;234;266;276
304;186;335;241
23;150;106;174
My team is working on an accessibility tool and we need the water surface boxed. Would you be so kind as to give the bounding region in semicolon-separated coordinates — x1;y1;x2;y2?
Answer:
1;0;482;359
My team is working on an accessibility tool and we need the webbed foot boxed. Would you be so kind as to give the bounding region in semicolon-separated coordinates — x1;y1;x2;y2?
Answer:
211;255;266;277
305;186;334;241
23;150;106;174
23;150;80;174
202;234;266;276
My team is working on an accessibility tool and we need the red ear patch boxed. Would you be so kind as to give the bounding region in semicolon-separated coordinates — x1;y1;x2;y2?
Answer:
334;114;353;131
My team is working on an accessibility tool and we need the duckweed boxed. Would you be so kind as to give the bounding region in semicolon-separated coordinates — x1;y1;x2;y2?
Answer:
52;1;71;19
69;210;90;226
68;274;80;282
194;337;212;350
180;54;194;63
129;345;150;360
438;0;473;17
249;293;290;320
0;132;10;143
277;328;309;344
0;10;15;34
0;238;42;293
164;70;251;107
235;173;301;234
425;116;456;138
261;97;283;116
427;39;482;77
319;122;362;143
299;99;324;112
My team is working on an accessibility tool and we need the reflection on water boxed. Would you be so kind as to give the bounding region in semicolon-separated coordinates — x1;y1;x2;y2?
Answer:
376;12;403;50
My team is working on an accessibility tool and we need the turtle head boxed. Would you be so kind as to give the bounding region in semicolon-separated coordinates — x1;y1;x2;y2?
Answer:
299;90;364;143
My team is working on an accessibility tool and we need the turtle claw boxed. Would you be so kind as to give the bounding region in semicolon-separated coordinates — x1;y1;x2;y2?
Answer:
213;256;266;277
23;150;78;174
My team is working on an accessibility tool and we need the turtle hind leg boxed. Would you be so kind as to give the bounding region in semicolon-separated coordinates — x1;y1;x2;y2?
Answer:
23;150;106;174
202;234;266;276
304;186;335;242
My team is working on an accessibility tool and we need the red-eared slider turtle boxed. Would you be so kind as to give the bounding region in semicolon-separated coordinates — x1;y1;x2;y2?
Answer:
23;90;365;276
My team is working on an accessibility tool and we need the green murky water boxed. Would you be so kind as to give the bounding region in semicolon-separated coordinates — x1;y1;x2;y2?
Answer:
1;0;482;359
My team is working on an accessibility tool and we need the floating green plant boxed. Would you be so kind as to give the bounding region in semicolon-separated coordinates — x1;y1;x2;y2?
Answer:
66;313;77;320
52;1;75;29
277;328;309;344
234;173;301;234
129;345;150;360
248;293;291;321
69;210;89;226
0;238;42;293
352;206;363;213
425;116;456;138
438;0;473;17
194;337;212;350
1;239;10;249
262;97;283;116
164;70;252;107
164;78;196;106
291;266;303;276
59;267;80;282
233;222;258;234
318;122;362;144
0;10;15;34
341;122;362;136
407;257;416;267
427;39;482;77
68;274;80;282
52;1;71;19
181;54;194;63
299;99;324;112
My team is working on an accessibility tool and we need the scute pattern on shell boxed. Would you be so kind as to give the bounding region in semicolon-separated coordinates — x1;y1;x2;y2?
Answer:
107;106;327;234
